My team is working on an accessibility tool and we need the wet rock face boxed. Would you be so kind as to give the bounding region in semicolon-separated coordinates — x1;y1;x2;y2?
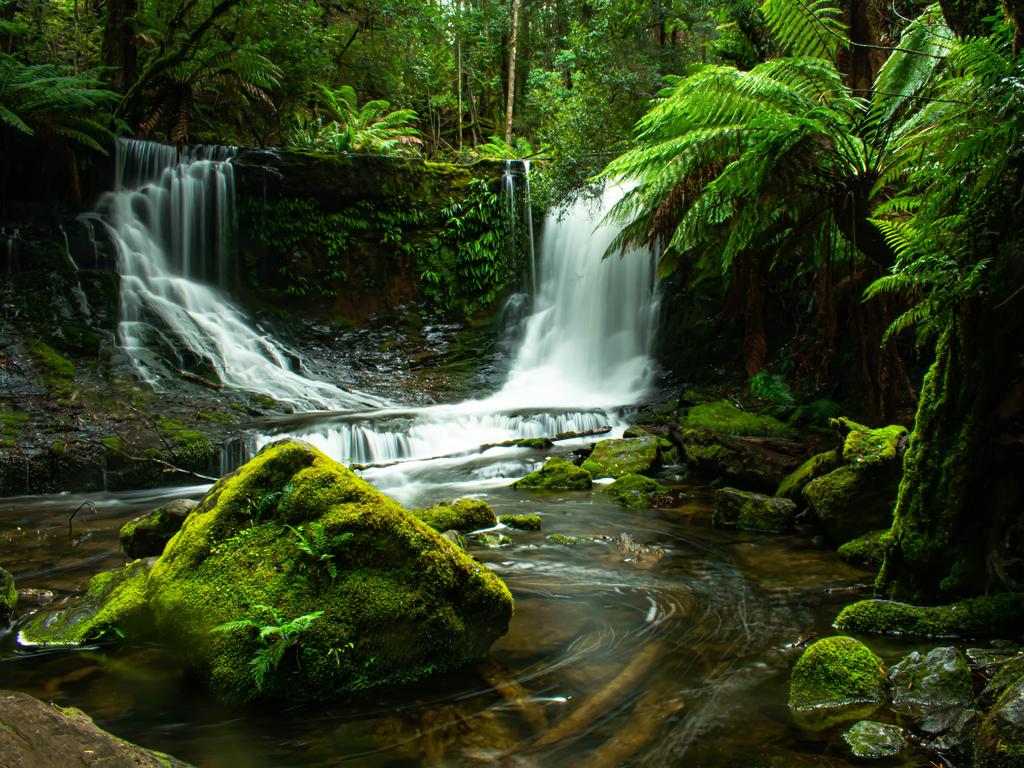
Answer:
977;674;1024;767
580;437;659;479
0;567;15;624
842;720;906;759
890;647;973;736
712;487;796;533
0;690;192;768
120;498;198;558
510;457;592;490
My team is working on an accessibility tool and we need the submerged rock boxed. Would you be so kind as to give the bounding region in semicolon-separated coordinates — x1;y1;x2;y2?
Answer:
510;457;592;490
580;437;659;479
0;566;15;624
144;439;513;703
842;720;906;759
837;529;890;570
712;487;796;533
120;498;197;558
19;560;151;646
789;636;888;729
889;647;972;735
835;594;1024;638
0;689;192;768
605;474;667;509
412;498;497;532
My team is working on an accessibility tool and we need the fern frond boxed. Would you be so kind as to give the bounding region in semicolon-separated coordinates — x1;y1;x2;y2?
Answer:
761;0;847;61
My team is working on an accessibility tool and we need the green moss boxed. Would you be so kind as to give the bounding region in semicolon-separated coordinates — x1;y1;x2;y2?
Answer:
155;419;216;472
0;409;29;447
789;635;888;711
145;439;514;703
803;465;894;543
120;500;194;558
510;457;592;490
683;400;790;437
777;450;841;500
18;561;151;646
837;530;891;569
605;474;667;509
833;418;908;469
412;498;497;532
975;675;1024;768
713;487;796;533
581;437;659;479
29;341;74;378
677;428;785;492
834;593;1024;637
546;534;585;546
498;514;542;530
0;567;16;622
99;436;123;451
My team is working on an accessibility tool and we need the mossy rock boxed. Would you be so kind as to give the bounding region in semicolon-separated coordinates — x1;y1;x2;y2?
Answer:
412;498;497;532
546;534;585;546
789;636;888;729
120;499;197;559
834;594;1024;638
580;437;659;479
889;646;972;733
976;674;1024;768
842;720;907;759
803;466;894;543
676;427;802;493
713;487;796;533
144;439;513;703
510;457;592;490
0;567;16;624
605;474;667;509
837;529;891;570
776;450;841;501
18;561;151;647
623;426;678;463
833;418;908;469
683;400;790;437
498;514;542;531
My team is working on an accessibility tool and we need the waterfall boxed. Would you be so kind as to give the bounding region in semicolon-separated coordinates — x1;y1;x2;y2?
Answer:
261;181;659;485
92;139;386;411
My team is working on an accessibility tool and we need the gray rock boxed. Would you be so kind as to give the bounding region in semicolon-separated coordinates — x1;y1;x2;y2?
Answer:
713;487;797;533
842;720;906;759
889;646;972;735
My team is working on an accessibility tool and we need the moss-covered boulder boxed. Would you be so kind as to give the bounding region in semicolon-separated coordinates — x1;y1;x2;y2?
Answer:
18;561;151;647
498;514;541;531
834;594;1024;638
623;425;678;463
580;437;659;479
0;567;15;624
976;674;1024;768
712;487;797;533
142;439;513;703
604;474;667;509
412;498;497;532
510;457;592;490
789;636;888;728
120;498;197;558
0;690;193;768
837;529;890;570
776;450;841;501
683;400;791;437
671;427;805;493
889;647;972;736
802;420;908;543
842;720;907;759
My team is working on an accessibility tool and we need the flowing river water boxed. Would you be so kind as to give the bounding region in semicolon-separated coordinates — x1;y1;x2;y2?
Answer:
0;142;931;765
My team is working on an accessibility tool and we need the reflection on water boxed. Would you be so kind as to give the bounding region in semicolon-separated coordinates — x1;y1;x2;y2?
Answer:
0;473;920;767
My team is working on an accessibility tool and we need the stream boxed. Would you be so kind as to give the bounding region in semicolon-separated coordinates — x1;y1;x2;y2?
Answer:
0;141;934;765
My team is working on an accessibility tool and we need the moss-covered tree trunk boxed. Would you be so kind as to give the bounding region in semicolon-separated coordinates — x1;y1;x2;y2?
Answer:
880;302;1024;601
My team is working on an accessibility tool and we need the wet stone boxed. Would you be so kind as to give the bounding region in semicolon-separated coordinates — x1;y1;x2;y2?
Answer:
842;720;906;759
889;647;972;736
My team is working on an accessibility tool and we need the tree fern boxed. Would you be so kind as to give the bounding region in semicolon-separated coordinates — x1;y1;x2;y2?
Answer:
760;0;846;62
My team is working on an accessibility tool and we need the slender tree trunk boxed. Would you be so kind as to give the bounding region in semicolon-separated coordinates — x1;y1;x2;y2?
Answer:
102;0;137;93
0;0;18;53
456;0;463;150
504;0;521;144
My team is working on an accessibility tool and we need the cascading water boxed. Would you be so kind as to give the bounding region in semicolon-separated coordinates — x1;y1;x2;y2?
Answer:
260;182;659;500
93;139;386;411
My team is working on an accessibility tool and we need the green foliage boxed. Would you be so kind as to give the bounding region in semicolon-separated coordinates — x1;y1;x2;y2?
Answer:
474;135;539;160
748;371;794;408
211;605;324;691
285;522;353;581
760;0;846;62
290;84;421;155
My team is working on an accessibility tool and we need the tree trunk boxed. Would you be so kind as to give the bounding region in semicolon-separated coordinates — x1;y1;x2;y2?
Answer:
102;0;137;93
939;0;1000;36
456;0;463;151
504;0;521;144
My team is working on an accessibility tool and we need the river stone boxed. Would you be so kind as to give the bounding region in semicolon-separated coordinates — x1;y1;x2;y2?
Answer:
18;560;152;646
145;439;513;703
776;450;841;501
837;529;890;569
976;674;1024;767
120;498;197;558
889;646;972;735
605;474;667;509
412;498;497;532
712;487;796;533
671;426;805;493
842;720;907;759
0;566;16;624
834;594;1024;638
510;457;592;490
580;437;659;479
789;636;888;730
0;690;192;768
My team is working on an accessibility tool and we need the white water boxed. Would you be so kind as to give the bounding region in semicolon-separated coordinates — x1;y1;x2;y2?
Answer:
94;139;387;410
261;184;660;500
